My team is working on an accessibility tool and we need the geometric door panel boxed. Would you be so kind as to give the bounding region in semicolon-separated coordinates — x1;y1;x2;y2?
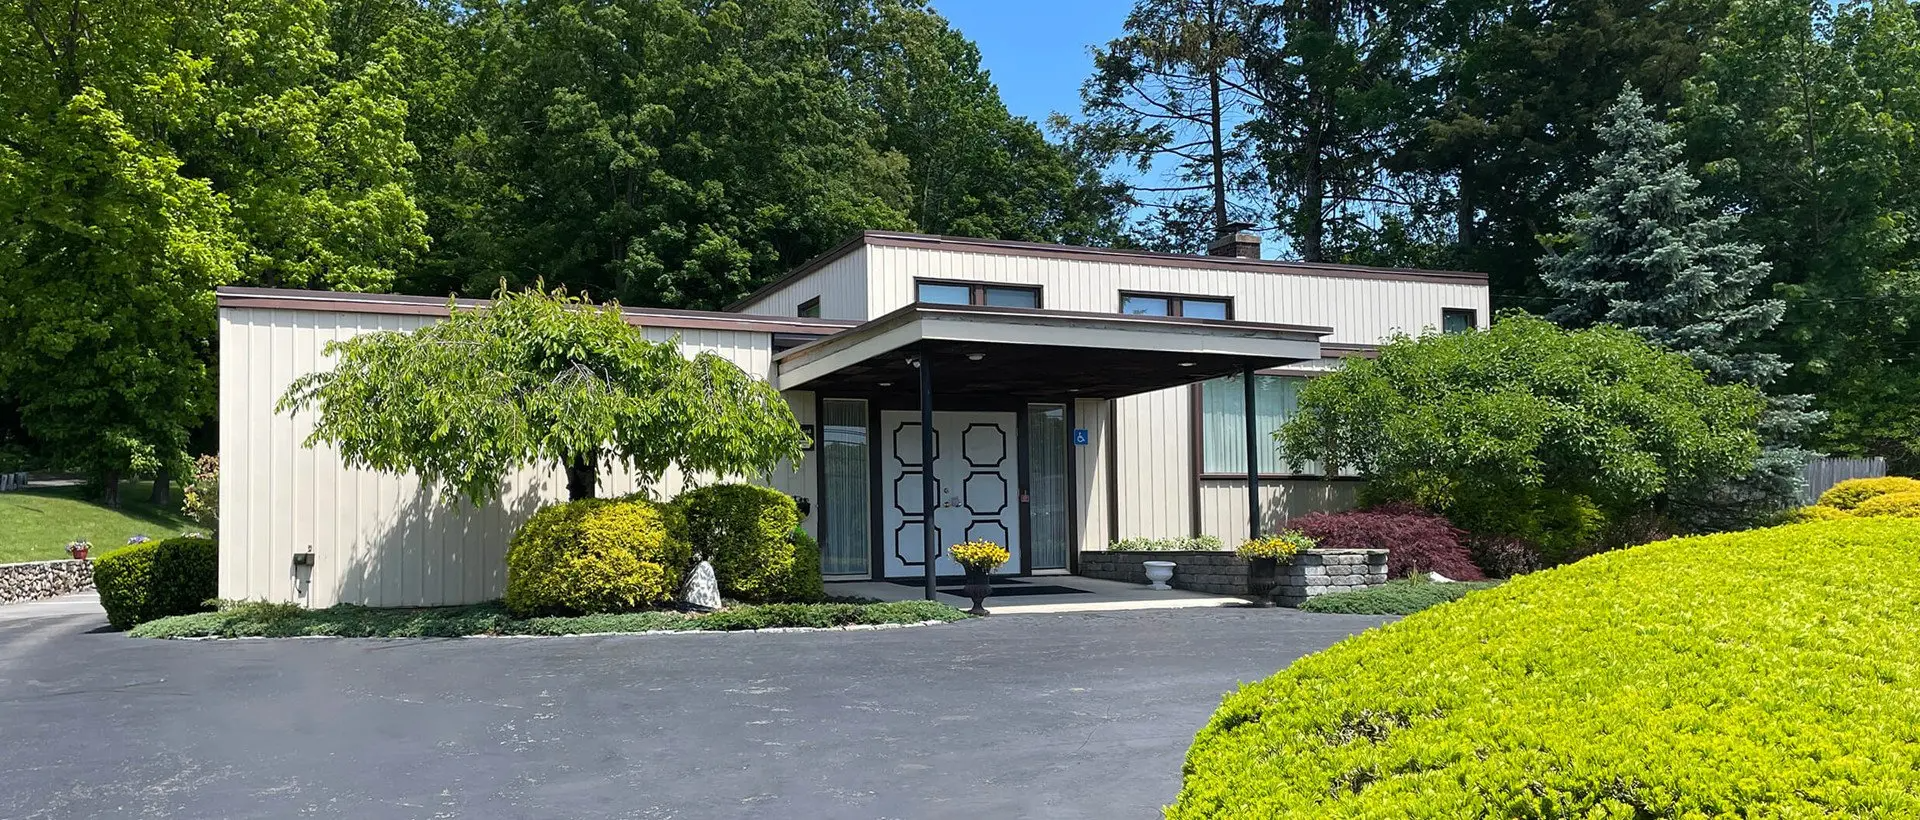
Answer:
880;410;1021;578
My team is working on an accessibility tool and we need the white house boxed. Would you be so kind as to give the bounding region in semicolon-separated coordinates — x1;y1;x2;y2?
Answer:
217;229;1488;606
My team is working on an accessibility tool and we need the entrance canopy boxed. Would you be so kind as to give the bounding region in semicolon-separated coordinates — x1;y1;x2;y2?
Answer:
775;303;1329;398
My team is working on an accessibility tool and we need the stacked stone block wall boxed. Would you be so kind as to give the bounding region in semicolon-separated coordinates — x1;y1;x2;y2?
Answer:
1078;548;1389;605
0;559;94;605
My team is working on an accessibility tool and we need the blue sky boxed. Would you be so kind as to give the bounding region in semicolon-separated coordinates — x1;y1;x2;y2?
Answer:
926;0;1130;128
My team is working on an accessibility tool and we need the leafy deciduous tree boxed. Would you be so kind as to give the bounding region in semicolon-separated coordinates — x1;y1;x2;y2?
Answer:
278;286;806;505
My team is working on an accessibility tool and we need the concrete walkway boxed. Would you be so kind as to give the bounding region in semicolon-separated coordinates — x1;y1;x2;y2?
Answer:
0;594;1387;819
830;574;1248;614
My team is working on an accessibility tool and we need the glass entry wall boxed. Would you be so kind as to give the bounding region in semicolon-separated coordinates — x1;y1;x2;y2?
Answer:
1026;403;1071;570
820;399;872;576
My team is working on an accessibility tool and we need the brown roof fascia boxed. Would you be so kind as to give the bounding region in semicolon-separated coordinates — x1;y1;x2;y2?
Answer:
216;287;858;336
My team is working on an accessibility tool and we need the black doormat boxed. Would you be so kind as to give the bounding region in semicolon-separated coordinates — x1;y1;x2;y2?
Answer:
940;584;1092;597
882;577;1031;588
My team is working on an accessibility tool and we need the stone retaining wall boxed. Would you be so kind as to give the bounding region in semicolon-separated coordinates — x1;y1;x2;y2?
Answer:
1272;550;1389;607
1079;550;1250;595
1078;548;1389;605
0;559;94;605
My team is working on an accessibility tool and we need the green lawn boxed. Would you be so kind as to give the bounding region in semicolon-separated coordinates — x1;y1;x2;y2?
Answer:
0;480;196;564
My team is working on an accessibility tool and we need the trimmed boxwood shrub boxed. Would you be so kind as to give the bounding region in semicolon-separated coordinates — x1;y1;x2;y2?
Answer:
1291;504;1485;580
1816;475;1920;510
504;498;691;616
1773;504;1852;524
1852;489;1920;518
1170;517;1920;817
673;484;822;602
94;536;218;629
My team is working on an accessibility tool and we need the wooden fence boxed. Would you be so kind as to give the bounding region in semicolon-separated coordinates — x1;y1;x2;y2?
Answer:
1801;457;1888;504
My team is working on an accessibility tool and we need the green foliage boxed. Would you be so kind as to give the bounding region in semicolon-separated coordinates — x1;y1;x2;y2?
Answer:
1297;577;1501;615
1170;517;1920;816
1280;314;1763;556
129;599;967;638
504;499;692;616
0;0;426;491
1109;535;1227;552
93;536;218;630
1542;85;1814;531
279;286;805;505
181;455;219;533
1851;490;1920;519
1771;504;1852;525
1816;476;1920;511
672;484;820;603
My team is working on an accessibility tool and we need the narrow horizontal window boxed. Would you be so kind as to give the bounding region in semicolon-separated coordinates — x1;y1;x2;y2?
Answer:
1121;291;1232;320
916;280;1042;308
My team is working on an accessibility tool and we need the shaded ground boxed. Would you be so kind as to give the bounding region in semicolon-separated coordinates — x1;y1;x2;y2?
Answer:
0;595;1386;819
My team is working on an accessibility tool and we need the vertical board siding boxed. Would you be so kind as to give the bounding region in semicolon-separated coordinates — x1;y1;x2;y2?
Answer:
1196;479;1361;543
1073;399;1113;552
1112;388;1194;539
864;245;1487;343
218;307;803;608
737;247;869;320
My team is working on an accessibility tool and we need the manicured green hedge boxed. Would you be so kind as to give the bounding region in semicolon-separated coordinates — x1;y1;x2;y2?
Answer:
94;536;218;629
1297;577;1501;616
127;599;966;638
673;484;821;602
504;498;691;616
1171;517;1920;817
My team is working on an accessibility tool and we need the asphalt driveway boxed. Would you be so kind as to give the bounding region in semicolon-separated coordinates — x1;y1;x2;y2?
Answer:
0;596;1386;820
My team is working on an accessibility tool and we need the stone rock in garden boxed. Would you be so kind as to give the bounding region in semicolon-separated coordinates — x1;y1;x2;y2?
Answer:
680;560;722;611
1428;572;1456;583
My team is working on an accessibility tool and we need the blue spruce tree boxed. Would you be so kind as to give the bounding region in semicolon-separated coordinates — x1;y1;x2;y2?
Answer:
1541;86;1821;531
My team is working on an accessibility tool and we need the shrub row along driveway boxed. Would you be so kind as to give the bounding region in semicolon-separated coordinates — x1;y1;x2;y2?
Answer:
0;598;1384;819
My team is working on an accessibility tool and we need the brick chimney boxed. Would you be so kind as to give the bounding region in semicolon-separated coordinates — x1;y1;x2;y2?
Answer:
1206;222;1261;259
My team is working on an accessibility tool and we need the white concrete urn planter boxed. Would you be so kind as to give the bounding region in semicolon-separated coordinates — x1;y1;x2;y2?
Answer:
1142;560;1176;591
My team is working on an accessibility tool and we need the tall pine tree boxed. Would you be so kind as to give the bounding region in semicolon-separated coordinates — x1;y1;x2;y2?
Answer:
1541;86;1818;531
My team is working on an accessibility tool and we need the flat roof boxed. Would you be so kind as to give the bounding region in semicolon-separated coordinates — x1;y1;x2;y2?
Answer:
216;287;858;337
728;230;1490;311
774;303;1329;399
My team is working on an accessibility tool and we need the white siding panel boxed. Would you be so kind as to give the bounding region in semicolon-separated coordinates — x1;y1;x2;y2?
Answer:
1112;387;1193;539
1196;479;1361;543
217;307;791;608
865;245;1488;345
1073;399;1112;553
737;246;870;320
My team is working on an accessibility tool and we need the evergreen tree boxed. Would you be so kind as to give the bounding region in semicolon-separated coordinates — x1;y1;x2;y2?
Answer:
1541;86;1819;530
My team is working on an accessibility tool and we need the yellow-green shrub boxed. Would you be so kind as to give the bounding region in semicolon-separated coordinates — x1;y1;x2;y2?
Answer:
1853;489;1920;518
1169;517;1920;818
1773;504;1852;524
94;536;219;629
672;484;821;602
1816;475;1920;510
504;498;691;616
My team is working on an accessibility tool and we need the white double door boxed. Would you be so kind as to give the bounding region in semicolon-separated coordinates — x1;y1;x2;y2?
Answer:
879;410;1022;578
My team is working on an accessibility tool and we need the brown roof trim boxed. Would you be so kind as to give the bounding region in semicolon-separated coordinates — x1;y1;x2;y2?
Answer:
216;287;860;336
727;230;1489;310
1321;342;1380;358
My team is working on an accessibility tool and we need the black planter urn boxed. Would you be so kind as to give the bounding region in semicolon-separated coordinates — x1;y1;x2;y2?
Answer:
1246;557;1279;607
962;566;993;616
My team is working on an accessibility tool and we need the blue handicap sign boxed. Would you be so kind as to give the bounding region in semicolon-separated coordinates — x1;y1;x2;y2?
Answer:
1073;428;1090;446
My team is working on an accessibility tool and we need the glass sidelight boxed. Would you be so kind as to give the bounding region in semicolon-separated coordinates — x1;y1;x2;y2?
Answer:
821;399;871;576
1026;403;1070;570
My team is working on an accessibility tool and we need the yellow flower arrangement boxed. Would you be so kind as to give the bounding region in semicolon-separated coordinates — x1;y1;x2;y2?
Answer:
950;539;1011;571
1236;530;1316;562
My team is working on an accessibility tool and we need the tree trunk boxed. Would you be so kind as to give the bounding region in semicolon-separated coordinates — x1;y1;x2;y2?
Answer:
565;455;597;501
102;469;121;509
1209;68;1229;235
1456;165;1476;250
149;466;171;507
